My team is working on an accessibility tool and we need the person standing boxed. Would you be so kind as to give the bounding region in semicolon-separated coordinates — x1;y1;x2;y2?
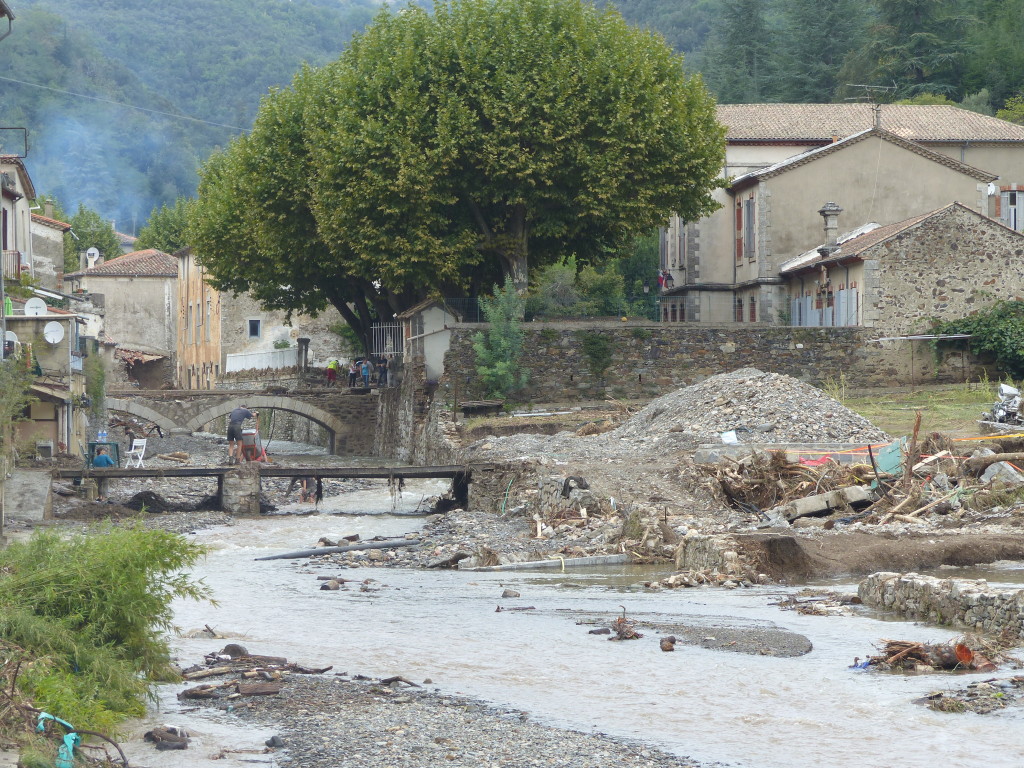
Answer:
227;404;256;464
360;358;371;387
377;357;389;387
92;446;115;502
326;359;339;387
348;360;359;388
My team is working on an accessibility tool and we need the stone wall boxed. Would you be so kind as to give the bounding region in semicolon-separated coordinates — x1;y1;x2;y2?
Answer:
442;322;981;402
377;358;463;465
867;205;1024;338
859;571;1024;637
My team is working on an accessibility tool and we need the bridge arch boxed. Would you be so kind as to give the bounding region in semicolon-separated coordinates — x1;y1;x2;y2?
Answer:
184;395;347;453
106;398;179;435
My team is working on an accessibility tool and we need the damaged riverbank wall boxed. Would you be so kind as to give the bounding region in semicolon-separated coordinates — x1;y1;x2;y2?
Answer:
442;323;987;401
859;572;1024;637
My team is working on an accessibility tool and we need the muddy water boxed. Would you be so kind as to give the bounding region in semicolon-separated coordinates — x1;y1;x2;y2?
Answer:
148;470;1024;768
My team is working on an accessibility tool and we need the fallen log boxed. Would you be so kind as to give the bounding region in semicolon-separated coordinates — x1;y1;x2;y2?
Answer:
255;539;420;561
962;452;1024;476
236;682;285;696
157;453;190;463
182;665;233;680
379;676;420;688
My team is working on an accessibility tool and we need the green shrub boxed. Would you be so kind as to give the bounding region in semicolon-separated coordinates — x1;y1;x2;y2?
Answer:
931;300;1024;377
473;278;529;398
0;526;211;732
577;331;614;379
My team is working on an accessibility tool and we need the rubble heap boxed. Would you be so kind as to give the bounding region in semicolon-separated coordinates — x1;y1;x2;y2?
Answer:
611;368;889;445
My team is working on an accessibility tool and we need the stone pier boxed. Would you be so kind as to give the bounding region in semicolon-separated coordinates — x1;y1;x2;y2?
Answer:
220;465;262;515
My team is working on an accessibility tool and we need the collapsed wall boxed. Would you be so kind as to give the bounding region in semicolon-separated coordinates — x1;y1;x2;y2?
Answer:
859;572;1024;637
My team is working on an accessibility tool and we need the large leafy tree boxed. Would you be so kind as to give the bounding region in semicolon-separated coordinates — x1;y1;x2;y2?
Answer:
189;0;724;350
135;198;191;253
64;204;123;272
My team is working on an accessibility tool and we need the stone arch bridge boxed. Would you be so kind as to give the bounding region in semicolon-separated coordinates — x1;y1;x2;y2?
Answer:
106;389;377;455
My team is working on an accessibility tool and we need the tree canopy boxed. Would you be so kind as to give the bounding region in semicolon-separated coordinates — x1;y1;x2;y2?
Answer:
65;204;123;272
135;198;191;253
188;0;725;349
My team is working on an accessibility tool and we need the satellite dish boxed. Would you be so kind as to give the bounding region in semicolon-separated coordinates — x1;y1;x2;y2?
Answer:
24;297;47;316
43;322;65;345
4;331;17;343
86;247;100;268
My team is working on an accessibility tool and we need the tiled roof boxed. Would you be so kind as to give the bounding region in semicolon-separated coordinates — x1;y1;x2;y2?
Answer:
31;213;71;231
782;202;1020;274
729;128;996;189
116;231;138;247
64;249;177;278
718;104;1024;143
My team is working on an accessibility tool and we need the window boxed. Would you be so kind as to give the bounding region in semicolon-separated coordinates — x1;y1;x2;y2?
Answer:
734;298;744;323
205;299;212;342
248;319;261;338
744;198;755;259
1002;189;1021;231
749;295;757;322
735;204;743;260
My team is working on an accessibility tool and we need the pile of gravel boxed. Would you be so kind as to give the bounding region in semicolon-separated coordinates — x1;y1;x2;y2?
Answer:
610;368;889;445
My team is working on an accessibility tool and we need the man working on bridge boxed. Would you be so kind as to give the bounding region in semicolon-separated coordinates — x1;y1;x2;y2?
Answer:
226;404;257;464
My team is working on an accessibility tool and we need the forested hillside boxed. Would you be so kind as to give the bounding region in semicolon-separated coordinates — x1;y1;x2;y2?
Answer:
1;0;1023;230
0;0;378;230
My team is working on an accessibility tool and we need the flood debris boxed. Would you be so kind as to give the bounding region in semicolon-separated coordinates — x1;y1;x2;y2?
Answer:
177;648;333;702
917;676;1024;714
643;569;765;590
864;638;998;673
144;725;190;751
608;608;643;641
698;409;1024;533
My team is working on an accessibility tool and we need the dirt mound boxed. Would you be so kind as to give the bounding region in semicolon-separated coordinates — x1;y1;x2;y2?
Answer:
125;490;172;512
611;367;889;445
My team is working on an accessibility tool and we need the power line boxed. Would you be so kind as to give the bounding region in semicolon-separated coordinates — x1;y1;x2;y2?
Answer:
0;73;250;132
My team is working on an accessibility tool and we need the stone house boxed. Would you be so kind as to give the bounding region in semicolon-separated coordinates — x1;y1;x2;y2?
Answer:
661;104;1024;324
64;249;178;387
176;247;346;390
30;208;71;292
781;201;1024;336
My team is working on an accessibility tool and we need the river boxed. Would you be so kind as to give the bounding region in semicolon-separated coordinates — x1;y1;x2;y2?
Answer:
126;459;1024;768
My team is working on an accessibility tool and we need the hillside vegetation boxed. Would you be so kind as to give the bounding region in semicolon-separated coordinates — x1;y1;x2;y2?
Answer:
2;0;1022;228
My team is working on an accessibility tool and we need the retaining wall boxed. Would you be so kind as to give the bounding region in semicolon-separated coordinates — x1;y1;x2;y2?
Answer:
442;322;987;402
859;571;1024;637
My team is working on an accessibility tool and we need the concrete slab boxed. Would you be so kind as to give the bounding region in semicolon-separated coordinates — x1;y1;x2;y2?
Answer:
694;442;883;466
4;469;53;522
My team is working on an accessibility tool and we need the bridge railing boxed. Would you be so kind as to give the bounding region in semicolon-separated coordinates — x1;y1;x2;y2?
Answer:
225;347;299;373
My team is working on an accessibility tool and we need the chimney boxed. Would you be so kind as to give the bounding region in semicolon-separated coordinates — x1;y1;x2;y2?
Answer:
44;200;53;218
818;202;843;255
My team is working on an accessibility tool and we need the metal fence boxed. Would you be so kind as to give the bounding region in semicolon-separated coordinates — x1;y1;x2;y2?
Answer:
370;322;402;358
442;293;866;326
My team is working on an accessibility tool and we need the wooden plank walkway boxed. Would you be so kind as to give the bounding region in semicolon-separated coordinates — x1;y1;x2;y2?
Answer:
54;464;473;480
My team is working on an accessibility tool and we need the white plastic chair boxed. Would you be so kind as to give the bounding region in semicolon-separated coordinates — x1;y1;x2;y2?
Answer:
126;438;147;468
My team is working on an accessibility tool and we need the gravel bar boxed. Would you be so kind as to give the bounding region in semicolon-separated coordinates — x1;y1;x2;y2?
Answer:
227;675;708;768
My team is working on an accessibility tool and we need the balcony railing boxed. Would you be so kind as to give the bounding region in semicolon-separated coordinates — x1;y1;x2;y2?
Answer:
2;249;28;280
